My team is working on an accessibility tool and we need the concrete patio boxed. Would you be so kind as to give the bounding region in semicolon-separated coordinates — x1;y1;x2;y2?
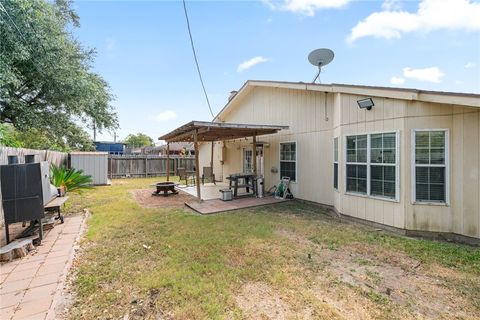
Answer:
0;214;86;320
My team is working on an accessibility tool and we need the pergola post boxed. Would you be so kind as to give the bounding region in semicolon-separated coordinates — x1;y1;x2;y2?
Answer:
166;142;170;182
194;130;201;201
210;142;214;177
252;133;257;176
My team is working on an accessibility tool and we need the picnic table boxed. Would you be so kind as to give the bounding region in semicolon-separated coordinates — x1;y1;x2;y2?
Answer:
226;173;256;197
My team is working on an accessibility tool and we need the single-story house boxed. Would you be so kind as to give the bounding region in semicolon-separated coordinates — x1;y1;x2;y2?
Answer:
158;142;195;156
196;80;480;242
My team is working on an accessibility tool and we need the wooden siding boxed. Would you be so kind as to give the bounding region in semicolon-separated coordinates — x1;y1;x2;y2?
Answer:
199;86;480;239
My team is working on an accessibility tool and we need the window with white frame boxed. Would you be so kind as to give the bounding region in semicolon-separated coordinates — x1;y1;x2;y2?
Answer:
333;137;339;190
413;130;447;203
346;132;399;199
346;135;367;194
280;142;296;181
370;133;396;198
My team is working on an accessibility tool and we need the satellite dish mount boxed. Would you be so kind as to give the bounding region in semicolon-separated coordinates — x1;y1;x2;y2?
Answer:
308;48;334;83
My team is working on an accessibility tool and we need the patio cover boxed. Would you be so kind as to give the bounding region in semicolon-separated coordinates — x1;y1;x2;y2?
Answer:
159;121;288;143
158;121;288;202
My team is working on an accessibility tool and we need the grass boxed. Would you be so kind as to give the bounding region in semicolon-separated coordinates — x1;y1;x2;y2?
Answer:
66;178;480;319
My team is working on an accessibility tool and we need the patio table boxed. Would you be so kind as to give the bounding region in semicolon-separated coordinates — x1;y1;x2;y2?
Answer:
227;173;256;197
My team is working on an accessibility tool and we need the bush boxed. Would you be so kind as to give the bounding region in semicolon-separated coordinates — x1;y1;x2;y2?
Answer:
51;165;93;192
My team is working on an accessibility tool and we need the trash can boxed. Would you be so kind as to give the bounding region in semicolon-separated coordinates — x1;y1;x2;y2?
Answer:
256;177;264;198
219;188;233;201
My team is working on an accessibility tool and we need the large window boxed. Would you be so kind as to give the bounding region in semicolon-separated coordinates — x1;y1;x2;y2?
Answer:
333;137;339;190
413;130;448;203
346;132;399;200
346;135;367;193
280;142;296;182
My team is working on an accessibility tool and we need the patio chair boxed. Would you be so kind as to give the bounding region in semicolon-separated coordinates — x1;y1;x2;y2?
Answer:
201;166;216;185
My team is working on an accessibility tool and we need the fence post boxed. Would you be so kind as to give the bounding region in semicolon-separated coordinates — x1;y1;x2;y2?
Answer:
145;156;148;177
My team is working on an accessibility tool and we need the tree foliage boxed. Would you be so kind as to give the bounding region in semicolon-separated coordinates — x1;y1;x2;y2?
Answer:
124;133;154;148
0;0;118;150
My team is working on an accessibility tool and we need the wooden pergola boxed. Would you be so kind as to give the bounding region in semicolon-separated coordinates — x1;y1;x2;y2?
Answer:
159;121;288;201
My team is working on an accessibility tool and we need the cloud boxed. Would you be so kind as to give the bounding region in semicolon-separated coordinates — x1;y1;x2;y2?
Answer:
262;0;350;16
154;110;177;122
347;0;480;43
237;56;270;72
464;62;476;68
390;76;405;85
402;67;445;83
381;0;402;11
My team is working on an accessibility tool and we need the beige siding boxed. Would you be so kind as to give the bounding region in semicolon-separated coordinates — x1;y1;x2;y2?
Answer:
204;85;479;239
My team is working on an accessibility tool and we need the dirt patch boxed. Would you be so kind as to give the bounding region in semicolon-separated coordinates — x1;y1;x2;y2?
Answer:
235;282;313;320
131;189;196;208
276;229;478;319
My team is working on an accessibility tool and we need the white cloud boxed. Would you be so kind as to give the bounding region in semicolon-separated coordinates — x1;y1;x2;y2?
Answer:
390;76;405;85
464;62;476;68
154;110;177;122
237;56;270;72
382;0;402;11
347;0;480;43
262;0;350;16
402;67;445;83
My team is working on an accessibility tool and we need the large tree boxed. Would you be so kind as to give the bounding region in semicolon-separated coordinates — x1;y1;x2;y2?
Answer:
0;0;117;150
124;133;154;149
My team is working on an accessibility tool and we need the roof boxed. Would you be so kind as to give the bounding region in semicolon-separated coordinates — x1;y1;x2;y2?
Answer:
94;141;126;145
157;142;194;151
70;152;108;155
159;121;288;143
215;80;480;121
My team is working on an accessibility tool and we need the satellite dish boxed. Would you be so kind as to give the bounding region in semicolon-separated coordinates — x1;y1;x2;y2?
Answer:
308;48;334;83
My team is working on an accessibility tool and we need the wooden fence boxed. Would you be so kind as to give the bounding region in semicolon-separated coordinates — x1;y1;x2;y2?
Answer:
108;155;196;178
0;146;68;166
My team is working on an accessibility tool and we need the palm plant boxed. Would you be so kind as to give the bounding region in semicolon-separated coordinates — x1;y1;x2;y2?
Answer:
50;165;93;192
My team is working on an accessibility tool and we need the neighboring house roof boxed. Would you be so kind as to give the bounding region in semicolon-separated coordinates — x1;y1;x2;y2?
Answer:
158;142;194;151
215;80;480;122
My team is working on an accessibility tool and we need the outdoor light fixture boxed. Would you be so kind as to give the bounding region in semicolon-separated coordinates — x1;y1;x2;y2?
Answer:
357;98;374;110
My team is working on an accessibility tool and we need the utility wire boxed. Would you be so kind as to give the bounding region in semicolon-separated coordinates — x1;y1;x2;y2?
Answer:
182;0;215;119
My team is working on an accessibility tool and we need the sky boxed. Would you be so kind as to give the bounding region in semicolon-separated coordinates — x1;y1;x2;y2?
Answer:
71;0;480;143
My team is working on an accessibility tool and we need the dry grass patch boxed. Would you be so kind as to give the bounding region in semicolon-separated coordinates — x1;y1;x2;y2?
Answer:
64;178;479;319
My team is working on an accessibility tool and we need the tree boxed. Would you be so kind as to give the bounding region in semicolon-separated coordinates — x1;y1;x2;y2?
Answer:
124;133;154;148
0;123;22;147
0;0;118;150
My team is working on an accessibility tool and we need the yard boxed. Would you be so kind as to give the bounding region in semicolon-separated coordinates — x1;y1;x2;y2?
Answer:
64;178;479;319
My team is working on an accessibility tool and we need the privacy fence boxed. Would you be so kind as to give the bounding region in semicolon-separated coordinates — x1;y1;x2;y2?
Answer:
108;155;195;178
0;146;68;166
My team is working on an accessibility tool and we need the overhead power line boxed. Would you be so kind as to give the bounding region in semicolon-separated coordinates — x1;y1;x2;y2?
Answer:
182;0;215;119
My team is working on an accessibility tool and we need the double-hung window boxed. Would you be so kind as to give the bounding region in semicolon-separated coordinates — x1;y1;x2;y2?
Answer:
243;149;253;173
370;133;397;198
280;142;296;182
346;135;367;194
346;132;399;200
333;137;339;190
412;130;448;203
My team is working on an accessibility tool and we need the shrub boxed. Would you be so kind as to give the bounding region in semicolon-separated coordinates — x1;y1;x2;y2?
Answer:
51;165;93;192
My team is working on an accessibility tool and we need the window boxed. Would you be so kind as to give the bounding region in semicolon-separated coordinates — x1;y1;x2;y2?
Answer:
413;130;448;203
370;133;396;198
345;132;399;200
346;135;367;194
333;137;339;190
243;149;253;173
280;142;296;181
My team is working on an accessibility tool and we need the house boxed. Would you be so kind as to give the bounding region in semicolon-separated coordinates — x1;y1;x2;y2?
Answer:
196;80;480;243
94;141;126;155
158;142;195;156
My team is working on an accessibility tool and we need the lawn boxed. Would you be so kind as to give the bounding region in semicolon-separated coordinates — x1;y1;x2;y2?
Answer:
65;178;480;319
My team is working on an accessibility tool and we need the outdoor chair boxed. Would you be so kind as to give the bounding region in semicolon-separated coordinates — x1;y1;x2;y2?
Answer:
201;166;216;185
177;167;194;186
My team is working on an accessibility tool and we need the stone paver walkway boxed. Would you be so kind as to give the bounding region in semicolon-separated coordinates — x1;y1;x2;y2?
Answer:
0;214;86;320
